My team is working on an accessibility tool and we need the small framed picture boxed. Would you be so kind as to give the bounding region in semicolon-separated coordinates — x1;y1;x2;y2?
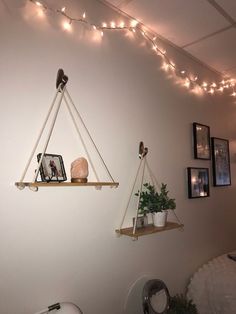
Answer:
211;137;231;186
37;153;67;182
187;167;210;198
133;216;148;229
193;122;211;160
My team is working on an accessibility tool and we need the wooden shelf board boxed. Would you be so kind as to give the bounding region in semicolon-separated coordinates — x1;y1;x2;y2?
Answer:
15;181;119;188
116;222;183;238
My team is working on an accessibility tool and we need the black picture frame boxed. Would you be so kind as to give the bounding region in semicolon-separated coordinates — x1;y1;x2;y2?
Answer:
37;153;67;182
211;137;231;186
193;122;211;160
187;167;210;198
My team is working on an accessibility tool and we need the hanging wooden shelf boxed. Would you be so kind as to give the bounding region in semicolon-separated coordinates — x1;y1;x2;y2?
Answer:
15;69;119;191
116;142;183;240
15;181;118;189
116;221;184;238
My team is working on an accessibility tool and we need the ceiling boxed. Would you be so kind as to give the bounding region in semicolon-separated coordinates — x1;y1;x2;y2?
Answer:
104;0;236;78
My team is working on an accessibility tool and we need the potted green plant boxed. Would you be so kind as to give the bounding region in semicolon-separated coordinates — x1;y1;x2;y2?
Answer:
167;294;198;314
136;182;176;227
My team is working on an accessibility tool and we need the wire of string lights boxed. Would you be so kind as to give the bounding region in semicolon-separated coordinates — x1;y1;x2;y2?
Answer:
29;0;236;97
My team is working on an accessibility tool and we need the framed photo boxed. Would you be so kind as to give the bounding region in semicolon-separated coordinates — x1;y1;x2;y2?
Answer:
193;122;211;160
187;167;210;198
211;137;231;186
37;153;67;182
133;216;148;229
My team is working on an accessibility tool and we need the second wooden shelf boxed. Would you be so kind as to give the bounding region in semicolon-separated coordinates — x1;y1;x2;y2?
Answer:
116;221;183;238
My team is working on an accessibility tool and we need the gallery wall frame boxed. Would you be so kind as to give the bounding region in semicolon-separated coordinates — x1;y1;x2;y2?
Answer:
187;167;210;199
211;137;231;186
193;122;211;160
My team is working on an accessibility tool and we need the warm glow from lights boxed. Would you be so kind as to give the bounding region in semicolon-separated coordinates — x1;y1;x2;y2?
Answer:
63;21;72;31
28;0;236;98
209;88;214;94
162;62;169;71
110;21;116;28
184;79;190;88
119;21;125;28
130;20;138;27
37;8;45;17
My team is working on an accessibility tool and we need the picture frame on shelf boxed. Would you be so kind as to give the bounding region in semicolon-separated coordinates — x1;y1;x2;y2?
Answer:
211;137;231;186
193;122;211;160
187;167;210;198
132;216;148;229
37;153;67;182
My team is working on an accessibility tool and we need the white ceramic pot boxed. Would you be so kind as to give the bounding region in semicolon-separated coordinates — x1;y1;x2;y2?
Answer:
153;211;168;227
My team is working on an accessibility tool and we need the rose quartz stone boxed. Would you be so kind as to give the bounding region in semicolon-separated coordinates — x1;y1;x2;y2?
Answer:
71;157;89;179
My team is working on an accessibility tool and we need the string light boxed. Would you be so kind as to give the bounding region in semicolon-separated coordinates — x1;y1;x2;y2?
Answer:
63;20;72;31
28;0;235;98
110;21;115;28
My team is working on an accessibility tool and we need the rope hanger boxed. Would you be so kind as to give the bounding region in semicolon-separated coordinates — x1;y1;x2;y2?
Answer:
15;69;118;191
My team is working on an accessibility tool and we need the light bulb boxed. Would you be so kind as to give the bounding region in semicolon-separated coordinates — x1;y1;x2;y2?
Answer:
93;25;97;30
102;22;107;28
130;20;138;27
61;7;66;12
35;1;42;6
209;88;214;94
63;21;72;31
232;92;236;97
110;21;115;28
184;79;190;88
82;12;86;19
119;21;125;28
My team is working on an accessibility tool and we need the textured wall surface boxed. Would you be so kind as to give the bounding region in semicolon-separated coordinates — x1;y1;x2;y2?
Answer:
0;0;236;313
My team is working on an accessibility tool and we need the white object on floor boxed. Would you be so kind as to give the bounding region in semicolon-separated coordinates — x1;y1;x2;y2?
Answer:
187;251;236;314
34;302;83;314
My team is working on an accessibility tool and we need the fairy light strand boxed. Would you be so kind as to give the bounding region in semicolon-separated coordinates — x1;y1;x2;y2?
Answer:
29;0;236;98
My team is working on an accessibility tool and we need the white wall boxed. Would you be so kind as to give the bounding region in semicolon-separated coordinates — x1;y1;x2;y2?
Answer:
0;0;236;313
